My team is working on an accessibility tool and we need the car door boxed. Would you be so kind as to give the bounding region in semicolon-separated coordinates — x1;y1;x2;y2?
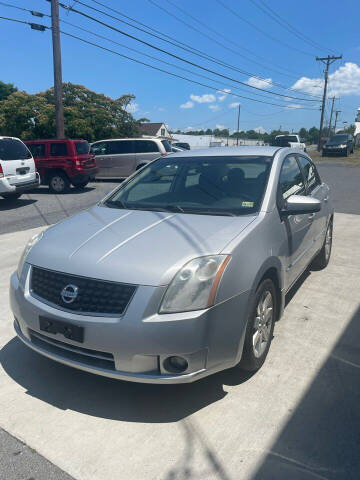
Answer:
297;155;328;255
278;154;312;287
27;143;46;180
134;140;161;166
49;141;68;172
91;141;112;177
108;140;136;177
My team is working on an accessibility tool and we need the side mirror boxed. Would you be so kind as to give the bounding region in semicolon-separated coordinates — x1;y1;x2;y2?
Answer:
281;195;321;215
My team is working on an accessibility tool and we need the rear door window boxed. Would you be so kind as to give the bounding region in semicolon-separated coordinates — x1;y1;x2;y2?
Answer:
108;140;134;154
161;140;172;152
134;140;159;153
91;142;108;155
0;138;32;161
28;144;45;157
50;142;68;156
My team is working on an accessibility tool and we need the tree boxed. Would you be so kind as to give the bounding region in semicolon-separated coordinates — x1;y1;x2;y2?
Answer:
0;81;17;102
0;82;141;141
299;127;308;142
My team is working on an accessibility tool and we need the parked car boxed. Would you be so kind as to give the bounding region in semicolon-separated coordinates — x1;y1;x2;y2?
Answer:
91;137;172;178
322;134;354;156
273;135;306;151
25;139;98;194
172;142;190;150
0;136;40;201
11;146;333;383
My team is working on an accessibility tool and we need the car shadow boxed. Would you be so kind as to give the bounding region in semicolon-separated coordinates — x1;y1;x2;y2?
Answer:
28;186;96;195
0;198;37;211
0;269;310;424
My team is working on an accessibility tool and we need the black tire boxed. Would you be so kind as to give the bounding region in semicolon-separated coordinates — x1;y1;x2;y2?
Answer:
73;180;89;189
311;219;333;270
240;278;277;372
48;172;70;194
344;148;349;157
1;193;22;201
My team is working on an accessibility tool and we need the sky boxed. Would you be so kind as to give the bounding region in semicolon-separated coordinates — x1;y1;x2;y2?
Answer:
1;0;360;134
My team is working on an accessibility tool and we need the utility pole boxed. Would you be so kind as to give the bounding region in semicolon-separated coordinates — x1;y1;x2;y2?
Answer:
328;96;336;137
51;0;65;138
236;104;241;146
316;55;342;151
334;110;341;133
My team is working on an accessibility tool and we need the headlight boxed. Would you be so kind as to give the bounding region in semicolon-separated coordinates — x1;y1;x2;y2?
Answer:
159;255;231;313
339;144;347;148
17;231;44;279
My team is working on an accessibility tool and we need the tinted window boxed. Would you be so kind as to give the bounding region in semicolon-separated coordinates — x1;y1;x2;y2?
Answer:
108;140;134;155
0;138;32;161
328;134;348;144
134;140;159;153
28;143;45;157
161;140;172;152
105;155;273;216
75;141;90;154
279;156;305;200
91;142;107;155
50;143;68;156
298;156;321;193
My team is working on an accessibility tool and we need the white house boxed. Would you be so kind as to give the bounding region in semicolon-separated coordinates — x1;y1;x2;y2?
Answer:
139;122;172;140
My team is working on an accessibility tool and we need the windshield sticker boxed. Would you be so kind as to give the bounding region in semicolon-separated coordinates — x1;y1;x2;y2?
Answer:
241;201;254;208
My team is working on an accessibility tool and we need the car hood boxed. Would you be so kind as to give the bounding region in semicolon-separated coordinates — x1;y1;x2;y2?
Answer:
27;205;256;286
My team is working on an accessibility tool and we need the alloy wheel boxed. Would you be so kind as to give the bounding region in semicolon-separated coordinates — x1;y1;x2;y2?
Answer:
253;290;273;358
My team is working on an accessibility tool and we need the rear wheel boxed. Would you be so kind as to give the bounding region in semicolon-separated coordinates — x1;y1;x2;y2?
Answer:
1;193;22;201
48;172;70;194
312;219;333;270
240;279;276;371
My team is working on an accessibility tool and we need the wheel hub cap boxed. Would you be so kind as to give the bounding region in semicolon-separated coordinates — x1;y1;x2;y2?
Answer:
253;290;273;358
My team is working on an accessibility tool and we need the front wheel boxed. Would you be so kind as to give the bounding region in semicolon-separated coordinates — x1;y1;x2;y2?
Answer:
311;220;333;270
240;279;276;371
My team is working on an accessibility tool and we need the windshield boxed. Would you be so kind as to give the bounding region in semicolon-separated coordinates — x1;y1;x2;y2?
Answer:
328;135;348;144
0;138;32;161
75;141;90;154
104;155;273;216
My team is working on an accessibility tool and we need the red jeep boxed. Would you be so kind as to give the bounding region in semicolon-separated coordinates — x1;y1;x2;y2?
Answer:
25;139;98;193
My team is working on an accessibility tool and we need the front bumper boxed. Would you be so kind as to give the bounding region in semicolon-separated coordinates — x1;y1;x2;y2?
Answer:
0;172;40;195
323;147;347;155
10;268;251;384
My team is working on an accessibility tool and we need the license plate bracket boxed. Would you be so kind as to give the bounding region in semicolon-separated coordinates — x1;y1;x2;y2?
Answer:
39;317;84;343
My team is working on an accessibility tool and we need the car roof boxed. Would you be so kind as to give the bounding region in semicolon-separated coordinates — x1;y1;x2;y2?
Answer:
24;139;87;143
0;136;21;141
92;137;161;143
167;146;281;158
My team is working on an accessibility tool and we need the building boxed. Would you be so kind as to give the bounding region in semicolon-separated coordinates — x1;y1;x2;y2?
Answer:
139;122;172;140
171;134;264;149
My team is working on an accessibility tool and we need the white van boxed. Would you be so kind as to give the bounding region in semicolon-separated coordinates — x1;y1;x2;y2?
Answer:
91;137;172;178
0;136;40;200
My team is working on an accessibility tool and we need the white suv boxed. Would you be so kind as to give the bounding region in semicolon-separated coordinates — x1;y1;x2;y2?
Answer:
0;136;40;200
91;137;172;178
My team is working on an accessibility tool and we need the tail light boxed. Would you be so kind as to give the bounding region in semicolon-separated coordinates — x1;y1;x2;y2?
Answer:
161;153;168;157
0;164;3;178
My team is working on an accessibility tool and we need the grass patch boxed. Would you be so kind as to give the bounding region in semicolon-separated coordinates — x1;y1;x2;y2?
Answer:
309;147;360;166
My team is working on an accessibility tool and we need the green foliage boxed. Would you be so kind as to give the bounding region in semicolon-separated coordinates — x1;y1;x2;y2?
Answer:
0;81;17;102
0;82;141;141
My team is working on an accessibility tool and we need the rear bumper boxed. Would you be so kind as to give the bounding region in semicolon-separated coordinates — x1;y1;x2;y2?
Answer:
0;172;40;195
71;167;98;184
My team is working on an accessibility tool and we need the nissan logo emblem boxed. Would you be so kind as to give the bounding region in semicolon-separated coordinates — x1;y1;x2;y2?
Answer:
61;284;79;304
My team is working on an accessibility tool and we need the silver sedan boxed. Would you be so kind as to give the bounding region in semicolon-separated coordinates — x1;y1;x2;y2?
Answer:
10;146;333;383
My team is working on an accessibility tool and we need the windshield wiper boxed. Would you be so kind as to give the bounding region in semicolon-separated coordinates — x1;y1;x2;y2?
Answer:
104;199;128;209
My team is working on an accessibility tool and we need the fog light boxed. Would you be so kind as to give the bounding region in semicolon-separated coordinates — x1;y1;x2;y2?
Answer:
163;356;188;373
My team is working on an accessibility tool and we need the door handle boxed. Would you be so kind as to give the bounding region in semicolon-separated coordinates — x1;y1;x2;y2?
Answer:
308;213;315;220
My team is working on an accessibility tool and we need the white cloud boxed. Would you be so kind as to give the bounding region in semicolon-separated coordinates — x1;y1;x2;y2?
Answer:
124;102;139;113
185;126;194;131
292;62;360;96
254;126;266;134
180;101;194;109
218;89;231;101
247;77;273;89
229;102;240;108
157;107;165;112
285;104;302;110
216;124;228;130
190;93;216;103
209;104;220;111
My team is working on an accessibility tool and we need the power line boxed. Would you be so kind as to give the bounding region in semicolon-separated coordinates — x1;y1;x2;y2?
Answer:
63;0;322;99
150;0;301;79
0;14;47;30
57;1;320;103
215;0;315;57
249;0;338;55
